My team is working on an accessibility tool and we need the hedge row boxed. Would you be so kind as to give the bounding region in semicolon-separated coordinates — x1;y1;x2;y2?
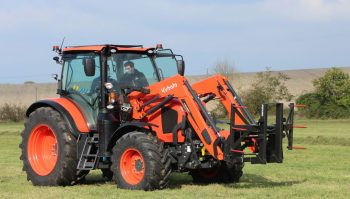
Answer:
0;104;27;122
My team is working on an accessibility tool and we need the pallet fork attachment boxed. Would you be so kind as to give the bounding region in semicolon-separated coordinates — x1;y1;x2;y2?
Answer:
191;75;302;165
226;103;295;164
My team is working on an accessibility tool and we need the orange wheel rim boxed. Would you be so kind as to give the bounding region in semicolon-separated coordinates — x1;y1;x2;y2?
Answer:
27;124;58;176
120;148;145;185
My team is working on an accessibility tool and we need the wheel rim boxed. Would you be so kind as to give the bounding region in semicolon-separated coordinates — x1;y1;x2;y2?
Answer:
27;124;58;176
120;148;145;185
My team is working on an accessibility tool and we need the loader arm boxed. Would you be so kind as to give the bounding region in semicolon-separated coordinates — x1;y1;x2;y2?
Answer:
191;74;256;125
128;74;225;160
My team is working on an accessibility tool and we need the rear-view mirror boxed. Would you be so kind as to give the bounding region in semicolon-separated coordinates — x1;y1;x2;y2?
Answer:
83;58;95;76
177;60;185;76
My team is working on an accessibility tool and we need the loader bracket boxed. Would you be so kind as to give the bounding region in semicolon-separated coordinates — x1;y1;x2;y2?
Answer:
226;103;295;165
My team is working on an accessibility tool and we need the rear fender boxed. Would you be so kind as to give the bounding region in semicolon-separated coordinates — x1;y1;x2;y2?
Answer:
26;98;90;137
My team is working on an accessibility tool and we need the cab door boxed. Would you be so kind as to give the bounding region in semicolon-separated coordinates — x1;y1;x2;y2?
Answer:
61;53;101;130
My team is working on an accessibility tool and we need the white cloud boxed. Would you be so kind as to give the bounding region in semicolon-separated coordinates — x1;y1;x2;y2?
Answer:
0;0;349;82
263;0;350;21
2;0;349;34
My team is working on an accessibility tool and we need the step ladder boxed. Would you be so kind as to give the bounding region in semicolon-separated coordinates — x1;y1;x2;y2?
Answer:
77;133;99;170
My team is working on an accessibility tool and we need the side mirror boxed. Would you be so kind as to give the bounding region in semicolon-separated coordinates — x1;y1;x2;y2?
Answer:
51;74;58;81
53;56;60;64
177;60;185;76
83;58;95;76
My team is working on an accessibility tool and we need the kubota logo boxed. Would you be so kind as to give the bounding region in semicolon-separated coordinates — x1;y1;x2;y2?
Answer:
161;83;178;93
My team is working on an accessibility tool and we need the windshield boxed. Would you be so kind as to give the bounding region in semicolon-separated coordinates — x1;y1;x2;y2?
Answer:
61;50;182;93
111;53;157;86
110;50;180;86
153;49;179;79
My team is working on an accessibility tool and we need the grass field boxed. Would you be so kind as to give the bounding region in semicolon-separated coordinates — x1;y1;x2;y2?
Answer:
0;119;349;198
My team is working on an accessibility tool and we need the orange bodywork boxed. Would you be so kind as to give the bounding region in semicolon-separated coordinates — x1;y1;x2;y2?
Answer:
128;75;224;160
138;98;185;143
63;45;105;52
50;98;90;133
63;45;151;53
191;74;248;125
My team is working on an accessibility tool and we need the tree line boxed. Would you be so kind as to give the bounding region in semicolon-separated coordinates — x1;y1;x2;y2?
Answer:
213;59;350;119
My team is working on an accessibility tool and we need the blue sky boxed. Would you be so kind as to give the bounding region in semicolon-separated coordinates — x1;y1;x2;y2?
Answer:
0;0;349;83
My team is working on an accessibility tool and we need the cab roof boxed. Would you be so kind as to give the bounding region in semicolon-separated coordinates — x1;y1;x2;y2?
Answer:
62;44;153;53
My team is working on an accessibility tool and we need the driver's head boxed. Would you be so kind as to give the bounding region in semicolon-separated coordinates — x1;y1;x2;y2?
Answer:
124;61;135;74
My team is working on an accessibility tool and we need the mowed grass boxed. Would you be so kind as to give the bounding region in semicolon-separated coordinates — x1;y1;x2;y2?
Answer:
0;119;349;198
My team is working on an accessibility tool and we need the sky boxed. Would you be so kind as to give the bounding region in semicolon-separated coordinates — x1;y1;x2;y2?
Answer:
0;0;349;83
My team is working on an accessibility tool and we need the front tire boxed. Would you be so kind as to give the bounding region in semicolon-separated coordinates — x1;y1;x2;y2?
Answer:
20;107;78;186
190;161;243;184
111;131;171;190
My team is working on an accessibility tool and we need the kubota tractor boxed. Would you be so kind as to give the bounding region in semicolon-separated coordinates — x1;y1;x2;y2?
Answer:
20;44;295;190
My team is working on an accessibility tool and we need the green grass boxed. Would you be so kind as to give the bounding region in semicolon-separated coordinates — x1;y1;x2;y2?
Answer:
0;119;349;198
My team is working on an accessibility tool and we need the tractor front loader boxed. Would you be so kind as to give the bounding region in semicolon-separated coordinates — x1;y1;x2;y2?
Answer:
20;44;296;190
191;75;296;164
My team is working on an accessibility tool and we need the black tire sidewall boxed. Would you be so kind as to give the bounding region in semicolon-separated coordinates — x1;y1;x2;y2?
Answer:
21;107;77;185
190;161;244;184
112;132;169;190
114;134;152;189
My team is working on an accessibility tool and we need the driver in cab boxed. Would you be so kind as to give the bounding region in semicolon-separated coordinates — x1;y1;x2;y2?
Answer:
119;61;148;87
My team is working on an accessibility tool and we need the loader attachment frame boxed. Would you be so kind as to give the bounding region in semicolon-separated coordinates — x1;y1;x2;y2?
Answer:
227;103;295;164
191;74;295;164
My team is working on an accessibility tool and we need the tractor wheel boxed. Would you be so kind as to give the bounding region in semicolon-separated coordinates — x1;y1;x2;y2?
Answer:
189;167;220;184
75;170;90;184
220;161;244;183
101;168;113;181
190;161;243;184
19;107;78;186
111;131;171;190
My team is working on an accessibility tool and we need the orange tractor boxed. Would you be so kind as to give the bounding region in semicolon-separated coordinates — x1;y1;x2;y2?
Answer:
20;44;295;190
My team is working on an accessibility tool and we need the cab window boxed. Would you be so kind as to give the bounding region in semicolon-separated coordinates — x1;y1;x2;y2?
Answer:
62;53;100;93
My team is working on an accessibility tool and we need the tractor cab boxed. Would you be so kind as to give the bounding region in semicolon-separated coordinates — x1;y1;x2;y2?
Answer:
58;45;185;130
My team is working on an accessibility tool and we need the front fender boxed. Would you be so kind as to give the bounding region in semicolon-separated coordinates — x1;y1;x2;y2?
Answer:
26;98;90;136
107;121;157;151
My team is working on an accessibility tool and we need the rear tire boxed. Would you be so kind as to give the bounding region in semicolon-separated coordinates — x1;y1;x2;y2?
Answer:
20;107;78;186
111;131;171;190
190;161;243;184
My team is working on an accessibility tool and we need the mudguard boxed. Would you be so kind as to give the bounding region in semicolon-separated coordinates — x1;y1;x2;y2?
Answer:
107;121;157;151
26;98;90;136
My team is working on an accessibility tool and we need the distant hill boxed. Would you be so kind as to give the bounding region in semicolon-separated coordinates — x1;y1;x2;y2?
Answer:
1;67;349;106
188;67;350;97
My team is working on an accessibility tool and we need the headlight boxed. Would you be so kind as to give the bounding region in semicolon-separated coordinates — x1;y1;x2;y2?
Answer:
105;82;113;90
